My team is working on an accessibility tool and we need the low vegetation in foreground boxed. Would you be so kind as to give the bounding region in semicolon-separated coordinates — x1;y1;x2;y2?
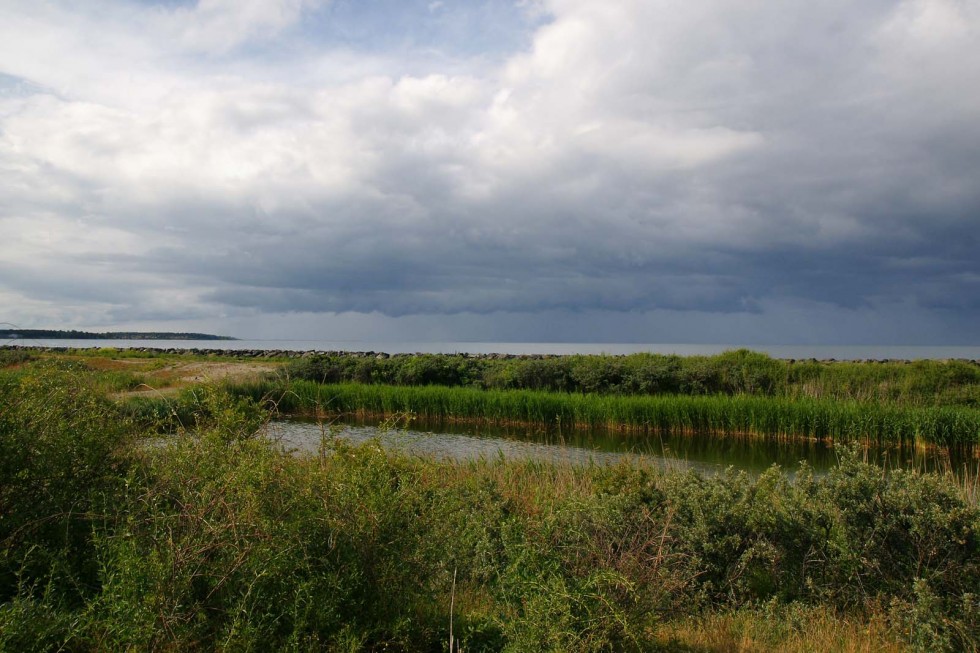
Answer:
2;360;980;651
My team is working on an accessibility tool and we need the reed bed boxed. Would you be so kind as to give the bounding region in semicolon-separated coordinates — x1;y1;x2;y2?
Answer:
229;380;980;446
284;349;980;407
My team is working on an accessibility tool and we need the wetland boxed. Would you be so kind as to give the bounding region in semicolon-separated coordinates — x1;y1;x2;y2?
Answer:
2;346;979;651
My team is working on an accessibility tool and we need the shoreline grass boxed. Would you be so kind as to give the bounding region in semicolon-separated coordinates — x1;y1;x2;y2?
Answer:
281;349;980;407
226;379;980;447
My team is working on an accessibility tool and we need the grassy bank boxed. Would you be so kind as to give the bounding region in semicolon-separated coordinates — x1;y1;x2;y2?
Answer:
284;349;980;407
1;364;979;651
225;379;980;446
8;346;980;406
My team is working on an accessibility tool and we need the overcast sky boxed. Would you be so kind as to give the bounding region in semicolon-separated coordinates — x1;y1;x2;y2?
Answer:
1;0;978;343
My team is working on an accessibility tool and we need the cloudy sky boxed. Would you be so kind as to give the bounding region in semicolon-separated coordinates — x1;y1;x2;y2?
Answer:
1;0;978;343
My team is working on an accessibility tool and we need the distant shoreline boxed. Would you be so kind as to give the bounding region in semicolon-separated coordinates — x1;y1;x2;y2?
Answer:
0;329;236;341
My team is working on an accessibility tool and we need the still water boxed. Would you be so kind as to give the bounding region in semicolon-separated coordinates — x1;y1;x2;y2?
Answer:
9;338;980;360
267;417;976;477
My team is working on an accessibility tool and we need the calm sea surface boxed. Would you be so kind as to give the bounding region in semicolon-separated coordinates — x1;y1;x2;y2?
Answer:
7;339;980;360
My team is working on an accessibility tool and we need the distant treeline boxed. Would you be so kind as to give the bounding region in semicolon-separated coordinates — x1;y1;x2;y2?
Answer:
285;349;980;407
0;329;235;341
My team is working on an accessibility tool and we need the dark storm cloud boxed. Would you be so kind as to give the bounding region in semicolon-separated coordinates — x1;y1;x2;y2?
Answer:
1;0;979;341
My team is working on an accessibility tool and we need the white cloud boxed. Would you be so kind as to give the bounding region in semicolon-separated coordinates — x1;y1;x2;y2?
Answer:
0;0;978;340
162;0;323;54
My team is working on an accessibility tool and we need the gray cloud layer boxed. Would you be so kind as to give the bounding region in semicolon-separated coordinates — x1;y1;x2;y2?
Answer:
1;0;978;342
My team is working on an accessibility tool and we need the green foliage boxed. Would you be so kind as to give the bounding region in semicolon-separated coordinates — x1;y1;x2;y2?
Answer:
888;580;980;652
0;589;77;653
2;366;980;650
91;438;428;649
711;349;787;395
232;380;980;445
0;349;35;368
118;384;268;436
0;363;132;608
284;350;980;408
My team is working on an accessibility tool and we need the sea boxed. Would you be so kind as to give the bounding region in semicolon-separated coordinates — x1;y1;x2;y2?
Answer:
4;339;980;360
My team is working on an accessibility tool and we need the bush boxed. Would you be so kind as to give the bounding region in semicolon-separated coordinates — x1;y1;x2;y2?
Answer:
0;364;132;608
712;349;787;395
0;348;35;368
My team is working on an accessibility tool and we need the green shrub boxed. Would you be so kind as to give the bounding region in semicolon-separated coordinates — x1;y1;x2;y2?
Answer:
712;349;787;395
0;349;35;368
86;392;449;650
0;364;132;608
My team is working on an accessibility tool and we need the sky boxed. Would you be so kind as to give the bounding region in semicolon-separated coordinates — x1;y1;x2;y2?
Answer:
1;0;978;344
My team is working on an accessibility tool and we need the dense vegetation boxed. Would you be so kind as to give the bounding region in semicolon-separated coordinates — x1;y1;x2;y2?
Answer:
222;380;980;446
284;349;980;407
2;360;980;651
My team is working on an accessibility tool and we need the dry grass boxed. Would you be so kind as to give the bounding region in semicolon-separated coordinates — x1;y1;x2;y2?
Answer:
106;359;279;397
654;606;904;652
78;356;159;372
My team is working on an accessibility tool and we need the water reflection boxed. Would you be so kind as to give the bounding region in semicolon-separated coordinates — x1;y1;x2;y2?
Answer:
265;416;977;477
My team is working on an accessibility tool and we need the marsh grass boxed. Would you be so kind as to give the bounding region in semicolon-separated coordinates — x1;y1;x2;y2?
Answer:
227;379;980;446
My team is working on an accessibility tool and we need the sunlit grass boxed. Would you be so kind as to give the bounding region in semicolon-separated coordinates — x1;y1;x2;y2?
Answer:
227;379;980;446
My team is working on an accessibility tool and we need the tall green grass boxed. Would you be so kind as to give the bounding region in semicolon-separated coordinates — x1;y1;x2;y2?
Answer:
229;380;980;446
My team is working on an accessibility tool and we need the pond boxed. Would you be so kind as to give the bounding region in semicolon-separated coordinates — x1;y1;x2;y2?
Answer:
265;416;977;477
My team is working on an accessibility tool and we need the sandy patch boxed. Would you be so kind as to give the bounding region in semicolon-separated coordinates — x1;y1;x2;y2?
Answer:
168;361;278;384
113;360;280;398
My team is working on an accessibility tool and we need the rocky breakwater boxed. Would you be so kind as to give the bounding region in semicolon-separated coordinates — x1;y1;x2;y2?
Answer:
1;345;547;361
2;345;980;365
